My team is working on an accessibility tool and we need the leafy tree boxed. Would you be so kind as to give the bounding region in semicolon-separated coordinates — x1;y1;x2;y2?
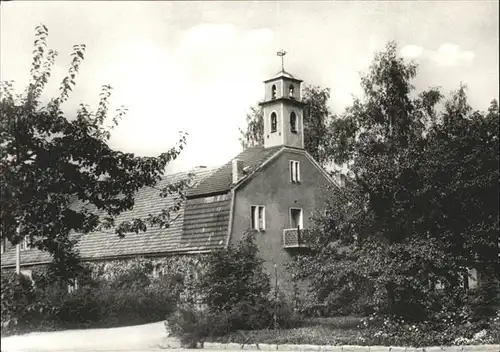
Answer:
198;232;270;313
238;106;264;150
291;41;499;321
239;85;334;166
166;232;275;346
0;25;189;282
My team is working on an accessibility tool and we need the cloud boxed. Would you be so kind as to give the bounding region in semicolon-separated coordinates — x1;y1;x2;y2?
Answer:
400;43;475;67
430;43;475;66
400;45;424;58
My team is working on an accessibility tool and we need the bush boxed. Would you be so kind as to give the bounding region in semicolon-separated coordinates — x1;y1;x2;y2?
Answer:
2;263;185;334
166;304;231;347
360;311;500;347
485;311;500;342
468;281;500;319
94;274;180;327
199;232;271;313
56;286;101;327
1;272;39;334
166;233;300;345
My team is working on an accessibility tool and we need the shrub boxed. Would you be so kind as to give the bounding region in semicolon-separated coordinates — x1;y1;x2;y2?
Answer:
1;272;39;334
2;262;185;334
485;311;500;342
166;233;300;344
108;261;152;290
56;285;100;327
166;304;230;347
360;311;500;347
198;232;271;313
90;272;182;327
468;280;500;319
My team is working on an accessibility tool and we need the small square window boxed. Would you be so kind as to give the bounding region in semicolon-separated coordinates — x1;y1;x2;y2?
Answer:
290;160;300;183
251;205;265;231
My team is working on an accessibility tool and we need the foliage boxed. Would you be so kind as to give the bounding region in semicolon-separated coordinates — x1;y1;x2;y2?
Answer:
198;232;271;313
238;106;264;150
1;263;184;335
0;25;188;282
303;85;335;166
239;85;335;166
107;260;153;290
360;312;500;347
1;272;38;333
167;297;298;348
290;41;499;322
92;274;181;328
166;305;231;348
203;314;499;347
166;233;298;347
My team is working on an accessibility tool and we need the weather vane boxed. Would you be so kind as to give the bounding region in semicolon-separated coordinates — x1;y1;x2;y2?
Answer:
277;49;287;71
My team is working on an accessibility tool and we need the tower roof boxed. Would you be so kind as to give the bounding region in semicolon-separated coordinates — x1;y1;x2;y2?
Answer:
264;70;303;83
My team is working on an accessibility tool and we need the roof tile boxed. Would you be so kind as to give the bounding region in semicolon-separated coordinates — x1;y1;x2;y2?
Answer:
180;195;231;251
1;167;216;267
187;146;282;197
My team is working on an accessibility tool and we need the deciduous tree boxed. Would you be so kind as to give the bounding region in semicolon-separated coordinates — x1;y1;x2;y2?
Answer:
291;41;499;320
0;25;189;282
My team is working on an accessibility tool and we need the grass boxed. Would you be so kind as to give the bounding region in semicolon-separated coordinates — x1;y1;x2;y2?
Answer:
207;316;368;346
205;315;500;347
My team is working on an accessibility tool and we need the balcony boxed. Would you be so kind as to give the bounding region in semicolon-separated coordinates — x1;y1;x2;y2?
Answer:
283;228;311;249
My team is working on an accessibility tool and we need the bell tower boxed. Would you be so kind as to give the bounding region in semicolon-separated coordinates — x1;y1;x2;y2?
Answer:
259;51;306;149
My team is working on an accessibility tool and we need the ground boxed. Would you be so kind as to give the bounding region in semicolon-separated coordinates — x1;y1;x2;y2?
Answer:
0;321;169;352
1;320;499;352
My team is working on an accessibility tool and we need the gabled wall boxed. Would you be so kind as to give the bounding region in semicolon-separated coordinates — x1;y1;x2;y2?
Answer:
230;149;333;294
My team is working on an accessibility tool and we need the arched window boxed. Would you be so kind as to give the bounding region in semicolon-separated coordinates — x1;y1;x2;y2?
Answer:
271;112;277;133
271;85;277;99
290;111;297;133
289;84;295;98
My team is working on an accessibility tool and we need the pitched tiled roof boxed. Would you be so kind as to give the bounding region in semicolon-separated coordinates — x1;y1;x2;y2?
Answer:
1;167;216;268
187;146;283;198
179;194;231;251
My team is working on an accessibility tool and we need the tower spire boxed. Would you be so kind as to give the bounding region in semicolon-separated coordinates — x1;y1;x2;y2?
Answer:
277;50;286;71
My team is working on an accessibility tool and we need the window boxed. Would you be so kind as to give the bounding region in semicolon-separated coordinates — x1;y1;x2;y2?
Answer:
290;112;297;133
290;160;300;183
271;85;277;99
289;84;295;98
290;208;303;229
251;205;265;231
1;237;5;254
270;112;277;133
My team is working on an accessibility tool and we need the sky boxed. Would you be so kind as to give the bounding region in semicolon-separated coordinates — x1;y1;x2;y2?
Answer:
1;1;498;173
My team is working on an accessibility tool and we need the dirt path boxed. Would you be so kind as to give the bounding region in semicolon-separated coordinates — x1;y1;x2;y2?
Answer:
0;321;171;352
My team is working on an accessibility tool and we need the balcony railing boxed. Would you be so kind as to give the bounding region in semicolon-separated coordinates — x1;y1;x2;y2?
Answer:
283;228;310;249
